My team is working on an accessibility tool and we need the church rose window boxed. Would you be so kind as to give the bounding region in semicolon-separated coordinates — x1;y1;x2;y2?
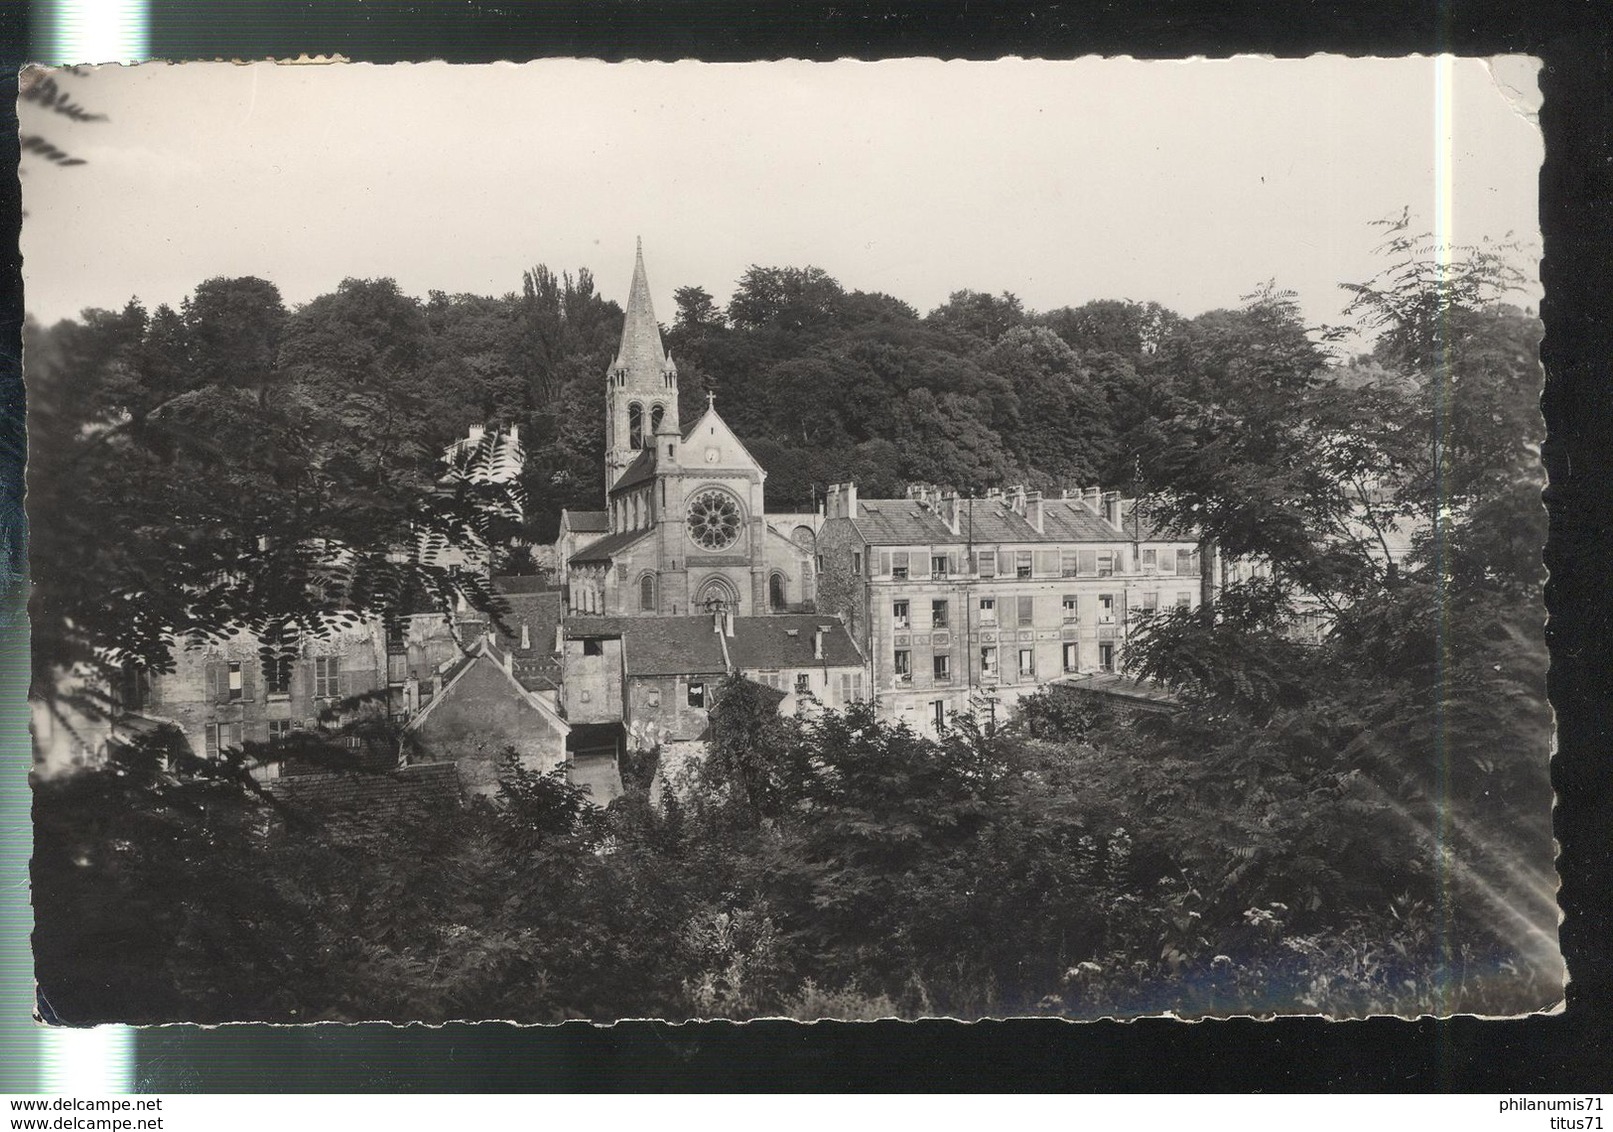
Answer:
687;489;741;551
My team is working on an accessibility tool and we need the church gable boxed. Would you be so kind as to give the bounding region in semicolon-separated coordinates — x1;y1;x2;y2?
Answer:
681;402;767;480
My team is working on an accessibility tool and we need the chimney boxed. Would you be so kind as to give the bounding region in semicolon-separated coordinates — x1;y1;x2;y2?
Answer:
1009;484;1027;515
1084;485;1103;514
1101;491;1122;530
814;625;829;660
986;486;1003;502
468;424;485;445
1026;489;1045;534
843;481;857;518
520;622;530;650
941;492;961;535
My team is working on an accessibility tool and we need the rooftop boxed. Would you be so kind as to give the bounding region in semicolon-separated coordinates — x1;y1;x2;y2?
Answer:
849;495;1187;546
727;614;862;670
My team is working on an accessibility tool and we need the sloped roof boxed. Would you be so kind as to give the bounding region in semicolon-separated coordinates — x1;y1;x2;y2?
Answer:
728;614;863;670
265;763;462;836
849;497;1189;546
490;584;564;691
405;641;570;736
570;526;653;564
608;448;658;495
566;615;731;677
564;510;610;534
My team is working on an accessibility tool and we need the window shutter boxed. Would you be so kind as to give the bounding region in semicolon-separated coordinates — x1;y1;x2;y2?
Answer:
204;725;218;759
948;552;960;574
336;658;348;699
242;660;257;701
212;663;231;705
229;722;243;748
998;550;1013;575
1036;550;1058;575
1078;549;1097;575
880;552;891;575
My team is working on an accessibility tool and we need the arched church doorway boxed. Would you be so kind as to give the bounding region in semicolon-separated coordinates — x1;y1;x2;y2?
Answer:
695;575;740;614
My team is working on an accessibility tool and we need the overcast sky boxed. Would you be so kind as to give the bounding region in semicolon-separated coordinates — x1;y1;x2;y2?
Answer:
21;57;1540;337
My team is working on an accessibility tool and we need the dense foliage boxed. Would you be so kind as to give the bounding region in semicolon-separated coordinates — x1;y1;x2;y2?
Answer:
29;219;1554;1021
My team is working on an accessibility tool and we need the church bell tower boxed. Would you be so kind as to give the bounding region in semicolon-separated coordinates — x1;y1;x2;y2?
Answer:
604;238;679;497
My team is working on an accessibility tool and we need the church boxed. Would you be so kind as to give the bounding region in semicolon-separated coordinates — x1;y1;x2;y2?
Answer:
556;241;821;620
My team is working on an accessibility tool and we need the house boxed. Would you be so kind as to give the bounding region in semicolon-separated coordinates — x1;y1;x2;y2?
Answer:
404;637;571;797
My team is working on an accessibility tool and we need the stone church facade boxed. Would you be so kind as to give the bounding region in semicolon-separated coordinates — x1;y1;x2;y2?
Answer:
560;241;819;621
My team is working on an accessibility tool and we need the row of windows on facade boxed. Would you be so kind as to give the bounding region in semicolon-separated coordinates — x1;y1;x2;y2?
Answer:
891;590;1193;631
895;639;1120;684
624;402;670;448
124;657;412;711
836;547;1202;580
753;668;866;704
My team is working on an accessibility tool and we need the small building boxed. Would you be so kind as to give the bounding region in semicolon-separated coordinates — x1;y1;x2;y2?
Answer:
404;639;571;797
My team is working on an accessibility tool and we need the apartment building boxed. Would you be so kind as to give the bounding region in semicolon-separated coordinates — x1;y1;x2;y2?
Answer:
817;481;1213;737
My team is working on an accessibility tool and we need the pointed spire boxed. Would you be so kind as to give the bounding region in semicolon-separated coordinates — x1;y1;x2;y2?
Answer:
611;237;666;381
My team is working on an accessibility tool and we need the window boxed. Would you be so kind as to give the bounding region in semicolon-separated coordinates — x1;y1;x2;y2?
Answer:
314;657;339;699
1063;642;1080;673
1098;642;1115;672
1098;595;1115;624
1177;591;1193;610
931;600;949;629
892;600;910;630
1062;595;1079;623
642;574;657;611
1142;591;1159;612
1077;549;1096;576
1016;551;1033;579
266;656;292;696
854;551;863;574
583;639;604;657
816;553;824;572
977;550;996;577
204;722;243;758
933;700;948;732
1018;648;1035;678
894;649;912;680
1157;548;1175;574
1177;548;1196;575
980;646;998;676
628;402;645;448
688;681;707;708
769;573;785;611
1060;552;1080;577
933;653;951;681
1097;551;1115;577
1017;595;1035;627
978;597;997;626
795;673;812;694
932;554;949;579
838;672;865;704
387;652;409;684
419;678;435;706
227;662;244;701
1141;548;1157;571
891;551;910;580
650;403;665;435
386;618;407;651
118;664;150;713
267;719;292;744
